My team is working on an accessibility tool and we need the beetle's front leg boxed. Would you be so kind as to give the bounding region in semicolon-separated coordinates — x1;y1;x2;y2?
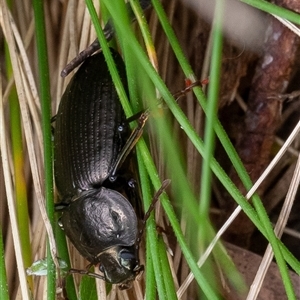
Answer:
68;264;105;281
110;110;149;178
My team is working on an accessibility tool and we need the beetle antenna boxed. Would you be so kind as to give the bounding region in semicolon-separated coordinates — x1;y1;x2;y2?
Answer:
135;179;171;247
172;78;209;102
68;267;105;281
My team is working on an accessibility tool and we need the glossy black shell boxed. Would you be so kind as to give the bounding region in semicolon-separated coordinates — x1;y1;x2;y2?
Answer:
54;50;142;284
54;50;128;197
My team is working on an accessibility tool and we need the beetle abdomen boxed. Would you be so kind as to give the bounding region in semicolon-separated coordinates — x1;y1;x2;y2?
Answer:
54;50;128;200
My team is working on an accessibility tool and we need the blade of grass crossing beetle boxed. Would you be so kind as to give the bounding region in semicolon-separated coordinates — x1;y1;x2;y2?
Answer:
137;152;177;300
86;0;134;119
136;153;157;299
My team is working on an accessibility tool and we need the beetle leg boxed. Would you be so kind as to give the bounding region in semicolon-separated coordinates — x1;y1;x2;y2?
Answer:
69;267;105;281
172;78;209;101
61;39;101;77
134;179;171;247
60;20;116;77
61;0;152;77
143;179;171;222
61;276;69;300
110;110;150;178
125;110;144;123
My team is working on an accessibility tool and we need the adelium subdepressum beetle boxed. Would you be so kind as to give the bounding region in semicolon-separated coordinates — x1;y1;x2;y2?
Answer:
54;48;144;288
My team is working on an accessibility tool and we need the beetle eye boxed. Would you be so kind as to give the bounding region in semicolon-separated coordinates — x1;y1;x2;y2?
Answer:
120;250;135;260
120;249;136;269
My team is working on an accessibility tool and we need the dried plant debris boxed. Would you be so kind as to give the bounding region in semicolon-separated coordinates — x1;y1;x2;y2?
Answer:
219;0;300;247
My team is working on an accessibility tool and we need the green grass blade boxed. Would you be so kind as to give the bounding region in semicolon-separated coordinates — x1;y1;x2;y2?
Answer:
145;234;156;300
79;275;98;300
9;88;33;289
199;0;224;221
141;173;157;300
240;0;300;24
5;40;33;290
32;0;55;298
55;222;77;299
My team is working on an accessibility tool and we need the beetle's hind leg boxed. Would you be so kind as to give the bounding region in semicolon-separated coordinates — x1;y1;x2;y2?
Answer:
134;179;171;246
61;0;152;77
60;39;101;77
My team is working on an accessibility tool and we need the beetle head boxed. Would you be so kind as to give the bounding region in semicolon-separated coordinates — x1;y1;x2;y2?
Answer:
96;245;143;287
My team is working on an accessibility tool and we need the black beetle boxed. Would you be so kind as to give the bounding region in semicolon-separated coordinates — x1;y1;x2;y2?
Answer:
54;48;144;288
